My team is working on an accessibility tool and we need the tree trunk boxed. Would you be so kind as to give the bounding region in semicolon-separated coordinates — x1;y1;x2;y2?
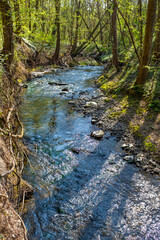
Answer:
71;15;105;58
154;0;160;61
13;0;22;42
112;0;120;71
28;0;31;32
135;0;157;85
33;0;39;31
96;0;103;44
0;0;14;70
138;0;143;57
71;0;80;54
53;0;61;63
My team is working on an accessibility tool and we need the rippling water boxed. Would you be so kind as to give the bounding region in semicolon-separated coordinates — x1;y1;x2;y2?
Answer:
20;66;160;240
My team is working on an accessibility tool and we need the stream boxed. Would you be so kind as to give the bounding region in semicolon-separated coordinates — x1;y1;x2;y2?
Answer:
20;66;160;240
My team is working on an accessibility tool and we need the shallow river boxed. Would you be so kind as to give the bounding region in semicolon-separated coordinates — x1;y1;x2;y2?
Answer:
21;66;160;240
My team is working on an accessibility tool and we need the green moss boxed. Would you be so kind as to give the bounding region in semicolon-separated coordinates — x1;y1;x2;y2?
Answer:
108;108;127;119
144;136;157;151
136;106;147;115
129;123;144;138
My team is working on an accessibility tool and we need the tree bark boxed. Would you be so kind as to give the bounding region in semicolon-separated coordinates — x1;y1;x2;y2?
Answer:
135;0;157;85
28;0;31;32
138;0;143;57
154;0;160;61
13;0;22;42
112;0;120;71
53;0;61;63
71;0;80;53
33;0;39;31
0;0;14;70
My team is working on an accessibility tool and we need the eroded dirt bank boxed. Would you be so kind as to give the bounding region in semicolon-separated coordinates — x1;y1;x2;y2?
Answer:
0;71;33;239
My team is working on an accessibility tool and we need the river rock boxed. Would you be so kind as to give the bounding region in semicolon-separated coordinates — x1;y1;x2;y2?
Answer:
121;143;134;150
123;155;134;163
68;101;75;105
62;87;69;92
43;68;55;74
85;101;98;108
121;143;128;149
91;119;97;124
31;71;44;78
153;168;160;174
91;130;104;139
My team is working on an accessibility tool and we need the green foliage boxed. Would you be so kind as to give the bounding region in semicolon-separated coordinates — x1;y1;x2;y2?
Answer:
144;138;157;151
149;100;160;112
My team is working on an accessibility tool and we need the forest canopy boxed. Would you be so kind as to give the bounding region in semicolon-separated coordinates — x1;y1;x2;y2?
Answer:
0;0;160;83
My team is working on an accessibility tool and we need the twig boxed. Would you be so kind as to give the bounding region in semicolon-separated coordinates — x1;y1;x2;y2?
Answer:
11;207;28;240
12;112;24;138
0;127;9;135
7;105;15;125
20;190;25;216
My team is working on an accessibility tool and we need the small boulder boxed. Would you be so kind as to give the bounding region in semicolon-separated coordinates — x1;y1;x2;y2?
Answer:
91;130;104;139
121;143;128;149
91;119;97;124
123;155;134;163
31;71;44;78
62;87;69;92
85;101;98;108
68;101;75;105
43;68;55;74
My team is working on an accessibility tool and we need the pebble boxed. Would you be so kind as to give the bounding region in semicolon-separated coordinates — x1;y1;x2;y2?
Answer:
91;119;97;124
123;155;134;163
153;168;160;174
91;130;104;139
31;71;44;78
85;102;98;108
68;101;75;105
62;87;69;92
121;143;128;149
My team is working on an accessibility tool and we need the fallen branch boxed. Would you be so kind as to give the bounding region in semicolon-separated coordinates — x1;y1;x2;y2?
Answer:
12;206;28;240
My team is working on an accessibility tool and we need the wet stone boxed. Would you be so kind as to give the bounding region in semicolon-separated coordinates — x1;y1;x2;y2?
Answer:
68;101;75;105
123;155;134;163
91;130;104;139
85;101;98;108
153;168;160;174
31;71;44;78
91;119;97;124
62;87;69;92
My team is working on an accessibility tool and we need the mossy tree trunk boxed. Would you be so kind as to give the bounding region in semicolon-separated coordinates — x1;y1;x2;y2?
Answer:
135;0;157;85
0;0;14;70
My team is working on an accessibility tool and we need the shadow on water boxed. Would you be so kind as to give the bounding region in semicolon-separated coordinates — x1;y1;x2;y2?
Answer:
20;66;160;240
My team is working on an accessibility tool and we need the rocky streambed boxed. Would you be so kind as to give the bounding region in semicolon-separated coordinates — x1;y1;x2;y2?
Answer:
20;66;160;240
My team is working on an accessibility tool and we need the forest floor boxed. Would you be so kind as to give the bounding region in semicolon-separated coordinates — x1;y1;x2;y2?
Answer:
70;58;160;175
